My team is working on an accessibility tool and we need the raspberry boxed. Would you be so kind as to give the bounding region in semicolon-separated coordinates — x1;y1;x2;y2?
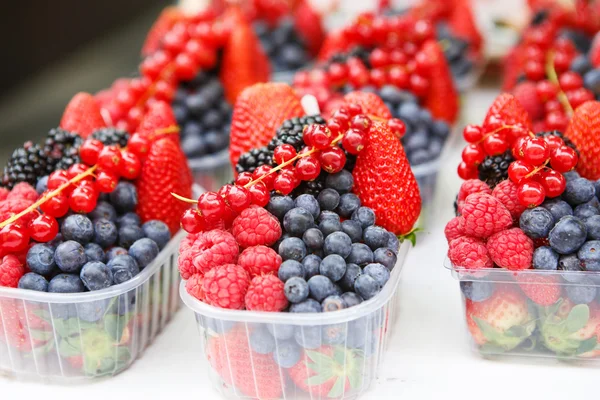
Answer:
0;255;25;288
245;274;288;312
8;182;39;202
444;216;465;243
516;274;561;306
458;179;491;202
202;264;250;309
448;237;492;270
186;274;205;301
487;228;533;270
237;245;282;277
178;229;239;279
231;206;282;248
0;188;9;201
461;193;513;238
492;179;526;220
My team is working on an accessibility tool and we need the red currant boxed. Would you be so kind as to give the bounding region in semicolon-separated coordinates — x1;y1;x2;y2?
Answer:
512;136;529;160
346;103;363;117
545;112;569;131
295;155;321;181
559;71;583;91
128;133;151;158
369;48;390;68
197;192;226;222
522;138;550;166
273;171;297;195
462;125;483;143
39;192;69;218
252;165;276;191
225;185;252;213
0;223;30;253
342;129;367;155
508;160;535;184
174;52;199;81
69;186;98;214
97;146;123;173
550;145;578;172
461;144;485;166
543;135;564;151
539;169;566;198
181;209;205;234
29;214;59;243
47;170;70;191
545;100;563;114
326;119;343;137
67;164;90;179
388;66;409;88
330;110;350;129
350;114;372;133
457;161;478;180
524;60;545;80
482;133;509;155
310;125;334;150
409;74;429;97
80;139;104;165
249;181;270;206
567;88;595;109
348;64;370;88
518;181;546;207
319;146;347;174
273;144;297;164
96;171;119;193
328;63;348;83
535;80;558;100
119;150;142;180
236;172;253;186
388;118;406;138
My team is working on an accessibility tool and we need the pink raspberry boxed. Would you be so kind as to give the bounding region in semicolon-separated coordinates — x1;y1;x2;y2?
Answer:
202;264;250;309
0;188;9;201
444;216;465;243
458;179;491;202
492;180;526;220
487;228;533;270
185;274;205;301
448;237;492;270
0;255;25;288
178;229;239;279
231;206;281;248
245;275;288;312
238;245;282;277
461;193;513;238
8;183;38;202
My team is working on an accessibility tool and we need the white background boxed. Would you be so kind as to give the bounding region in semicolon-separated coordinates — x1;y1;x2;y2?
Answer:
1;89;598;399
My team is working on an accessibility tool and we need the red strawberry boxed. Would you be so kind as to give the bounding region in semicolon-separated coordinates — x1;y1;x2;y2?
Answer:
352;120;421;234
422;40;459;124
293;0;324;56
516;273;562;306
565;101;600;180
484;93;533;131
219;7;271;104
60;92;106;138
343;91;392;119
512;81;544;122
141;7;185;57
136;138;192;234
229;83;303;167
448;0;483;54
207;326;284;398
591;33;600;68
137;100;179;144
317;30;350;61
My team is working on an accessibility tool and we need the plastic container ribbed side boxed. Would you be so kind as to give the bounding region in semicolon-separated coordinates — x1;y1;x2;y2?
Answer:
181;242;410;399
189;149;232;192
448;261;600;362
411;159;440;230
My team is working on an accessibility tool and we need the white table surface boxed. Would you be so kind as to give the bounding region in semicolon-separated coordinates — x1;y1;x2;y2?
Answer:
1;88;597;399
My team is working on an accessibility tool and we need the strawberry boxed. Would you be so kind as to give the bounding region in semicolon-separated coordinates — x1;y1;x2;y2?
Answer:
293;0;324;56
207;326;284;398
465;285;536;351
317;30;350;62
141;7;185;57
136;100;179;144
219;7;271;104
565;101;600;180
421;40;459;124
484;93;533;131
516;273;562;306
448;0;483;55
0;300;50;351
229;83;303;167
591;32;600;68
60;92;106;138
136;138;192;234
287;346;364;398
352;120;421;235
512;81;544;122
342;91;392;119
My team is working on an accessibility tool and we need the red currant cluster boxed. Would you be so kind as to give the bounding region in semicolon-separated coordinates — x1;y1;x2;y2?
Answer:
95;11;228;133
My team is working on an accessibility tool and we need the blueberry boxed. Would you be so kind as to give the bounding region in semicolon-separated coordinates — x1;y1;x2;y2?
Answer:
61;214;94;244
558;254;584;282
549;216;587;254
36;175;48;194
249;327;276;354
571;54;592;75
77;300;108;322
354;274;380;300
302;255;321;279
341;292;363;308
320;254;347;282
379;85;403;103
202;110;223;130
93;218;118;248
319;218;342;237
47;233;63;250
80;261;113;291
363;226;389;250
595;179;600;198
280;44;307;68
564;178;595;206
267;324;295;340
340;263;361;291
117;212;141;227
459;281;494;302
542;199;573;221
386;231;400;254
519;207;555;239
273;339;302;368
432;120;450;138
142;220;171;249
26;244;56;276
278;260;305;281
586;215;600;240
363;263;390;287
374;247;397;270
351;207;376;229
578;240;600;271
267;196;295;220
185;93;210;115
84;243;105;263
181;134;207;157
584;69;600;95
347;243;374;265
284;277;309;303
278;237;307;261
340;220;362;243
106;247;128;260
325;170;354;193
317;189;340;211
48;273;85;293
323;232;352;258
399;102;420;126
283;207;315;237
307;275;336;302
564;171;581;181
294;325;322;348
319;210;341;222
302;228;324;251
531;246;559;270
18;272;48;292
55;241;87;273
322;323;347;344
109;182;138;213
129;238;159;268
205;130;228;152
107;255;140;284
322;295;345;312
89;201;117;222
118;225;145;249
566;279;597;304
290;299;322;314
574;203;599;220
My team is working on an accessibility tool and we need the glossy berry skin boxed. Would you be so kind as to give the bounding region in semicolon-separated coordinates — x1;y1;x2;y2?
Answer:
274;171;297;196
319;147;346;174
128;133;151;157
457;161;478;180
67;164;89;179
522;138;549;166
79;139;104;165
508;161;535;184
342;129;366;155
198;192;226;222
39;192;69;218
249;182;270;206
235;172;253;186
387;118;406;138
350;115;372;133
273;144;297;165
29;214;59;243
181;209;205;234
69;186;98;214
518;181;546;207
119;150;141;179
224;185;252;213
252;165;276;191
539;169;566;198
295;155;321;181
0;223;30;253
463;125;483;143
550;146;578;173
482;134;508;155
307;125;333;150
461;144;485;166
96;171;118;193
47;170;70;190
97;146;122;173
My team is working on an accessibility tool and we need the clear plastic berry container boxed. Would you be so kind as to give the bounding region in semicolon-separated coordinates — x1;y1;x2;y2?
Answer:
188;149;233;192
412;158;441;229
0;185;204;381
448;260;600;362
181;241;410;399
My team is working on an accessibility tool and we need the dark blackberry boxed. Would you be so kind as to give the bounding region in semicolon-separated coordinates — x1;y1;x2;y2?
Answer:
235;147;273;174
531;9;549;26
478;151;513;188
44;128;83;171
536;131;579;154
90;128;130;147
294;171;327;197
328;46;372;69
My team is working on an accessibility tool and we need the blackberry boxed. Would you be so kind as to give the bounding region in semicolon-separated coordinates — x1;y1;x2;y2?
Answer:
236;147;273;174
536;131;579;154
45;128;83;171
328;46;372;69
90;128;130;147
294;172;327;197
478;151;513;188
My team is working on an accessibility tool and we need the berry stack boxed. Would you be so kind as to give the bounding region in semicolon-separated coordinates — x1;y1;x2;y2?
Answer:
254;17;310;74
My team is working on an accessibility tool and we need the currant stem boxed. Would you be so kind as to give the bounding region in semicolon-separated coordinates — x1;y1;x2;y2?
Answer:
477;124;535;144
545;51;574;116
524;159;550;179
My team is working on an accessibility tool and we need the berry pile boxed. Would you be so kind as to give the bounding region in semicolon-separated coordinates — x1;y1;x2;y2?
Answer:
254;17;310;73
436;22;479;86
